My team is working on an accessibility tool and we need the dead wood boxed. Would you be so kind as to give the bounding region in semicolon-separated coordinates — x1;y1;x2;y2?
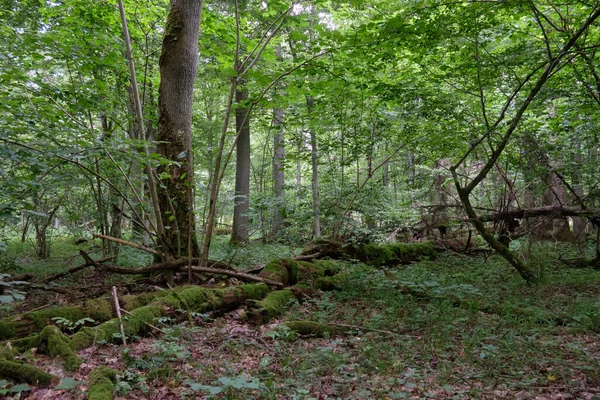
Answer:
2;273;34;282
559;256;600;269
188;266;284;287
42;254;115;283
92;233;161;256
477;206;600;222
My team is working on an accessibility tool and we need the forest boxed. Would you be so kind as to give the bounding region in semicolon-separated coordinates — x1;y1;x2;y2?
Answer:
1;0;600;398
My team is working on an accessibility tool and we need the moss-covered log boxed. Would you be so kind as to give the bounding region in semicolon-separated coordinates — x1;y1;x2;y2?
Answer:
0;358;56;387
246;289;297;324
283;321;350;337
258;258;341;285
88;366;118;400
303;240;437;266
0;304;113;342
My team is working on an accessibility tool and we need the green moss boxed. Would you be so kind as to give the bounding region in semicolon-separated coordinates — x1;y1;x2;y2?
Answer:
311;259;341;275
70;327;96;351
29;307;87;331
39;326;81;371
362;244;394;265
260;259;290;284
83;299;113;322
315;272;348;291
0;358;56;387
0;319;16;340
240;283;270;299
247;289;296;324
88;366;117;400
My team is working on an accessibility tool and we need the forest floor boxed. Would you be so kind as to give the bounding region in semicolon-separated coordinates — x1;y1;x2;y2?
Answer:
0;238;599;399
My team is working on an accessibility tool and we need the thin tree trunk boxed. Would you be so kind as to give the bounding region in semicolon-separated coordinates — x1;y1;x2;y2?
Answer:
272;107;285;235
306;96;320;239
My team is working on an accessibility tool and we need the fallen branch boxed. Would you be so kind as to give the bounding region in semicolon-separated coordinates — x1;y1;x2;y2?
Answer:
188;266;284;287
42;255;115;283
477;206;600;222
111;287;126;346
92;233;161;256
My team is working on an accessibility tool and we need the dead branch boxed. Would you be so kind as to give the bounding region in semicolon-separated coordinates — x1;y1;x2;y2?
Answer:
96;260;284;287
42;255;115;283
478;206;600;222
92;233;161;256
188;266;284;287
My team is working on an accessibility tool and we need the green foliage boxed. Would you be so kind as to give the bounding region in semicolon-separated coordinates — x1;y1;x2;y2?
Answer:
184;374;267;399
0;380;30;397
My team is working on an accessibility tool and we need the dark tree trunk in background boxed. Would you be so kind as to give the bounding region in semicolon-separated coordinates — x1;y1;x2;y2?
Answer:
230;83;251;244
272;107;285;235
156;0;203;259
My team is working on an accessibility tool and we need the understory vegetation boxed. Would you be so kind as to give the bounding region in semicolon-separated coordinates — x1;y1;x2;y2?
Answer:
0;238;598;399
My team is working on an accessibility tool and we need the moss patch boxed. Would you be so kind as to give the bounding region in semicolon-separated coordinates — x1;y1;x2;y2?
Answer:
247;289;297;324
38;326;81;371
88;366;118;400
0;358;56;387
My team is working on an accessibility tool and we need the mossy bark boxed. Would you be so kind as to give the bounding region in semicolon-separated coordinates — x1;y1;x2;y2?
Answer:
258;258;341;286
88;366;118;400
0;358;56;387
246;289;297;324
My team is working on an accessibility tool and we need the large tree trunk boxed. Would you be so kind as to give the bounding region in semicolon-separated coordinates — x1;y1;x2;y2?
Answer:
156;0;203;259
231;83;251;244
272;107;285;235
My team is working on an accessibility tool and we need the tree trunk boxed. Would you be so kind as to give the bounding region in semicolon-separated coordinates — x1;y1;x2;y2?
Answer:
272;107;285;235
306;96;321;239
572;141;586;243
156;0;203;259
231;83;251;244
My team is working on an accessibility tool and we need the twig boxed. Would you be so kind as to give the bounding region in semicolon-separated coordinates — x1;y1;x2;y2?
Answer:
92;233;161;256
111;286;127;346
119;308;167;335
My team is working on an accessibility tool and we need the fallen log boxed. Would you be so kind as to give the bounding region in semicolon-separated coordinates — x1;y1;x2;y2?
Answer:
302;240;437;266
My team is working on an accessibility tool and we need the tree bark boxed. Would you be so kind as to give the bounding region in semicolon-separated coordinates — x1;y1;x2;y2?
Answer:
306;96;321;238
231;83;251;244
272;107;285;235
156;0;203;259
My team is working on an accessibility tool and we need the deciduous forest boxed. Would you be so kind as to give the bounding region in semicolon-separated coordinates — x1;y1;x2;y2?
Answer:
1;0;600;398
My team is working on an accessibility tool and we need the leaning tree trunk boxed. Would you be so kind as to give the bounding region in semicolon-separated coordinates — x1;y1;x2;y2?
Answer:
231;81;251;244
156;0;203;259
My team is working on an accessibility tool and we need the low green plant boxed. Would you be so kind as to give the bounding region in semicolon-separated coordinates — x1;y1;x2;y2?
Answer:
51;316;95;333
184;374;268;399
0;380;31;397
